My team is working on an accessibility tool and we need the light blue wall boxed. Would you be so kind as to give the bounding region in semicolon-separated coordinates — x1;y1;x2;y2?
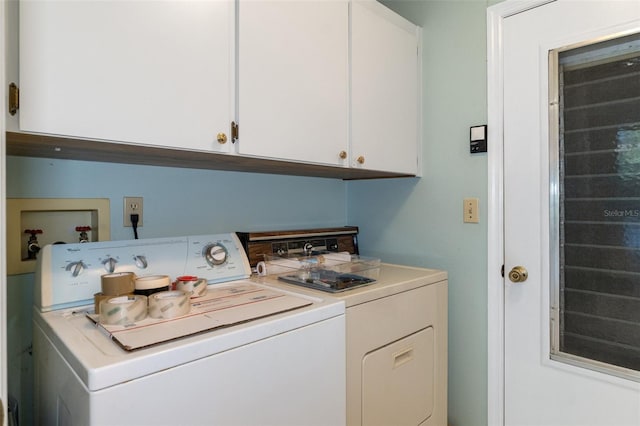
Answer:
6;157;348;238
6;156;347;425
349;1;491;425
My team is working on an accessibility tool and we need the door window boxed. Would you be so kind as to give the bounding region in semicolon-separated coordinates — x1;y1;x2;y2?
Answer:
551;32;640;381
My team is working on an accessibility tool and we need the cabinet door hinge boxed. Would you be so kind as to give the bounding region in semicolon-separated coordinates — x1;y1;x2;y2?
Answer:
9;82;19;116
231;121;239;143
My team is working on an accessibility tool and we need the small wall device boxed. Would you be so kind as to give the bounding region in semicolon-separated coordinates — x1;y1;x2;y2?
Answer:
470;125;487;154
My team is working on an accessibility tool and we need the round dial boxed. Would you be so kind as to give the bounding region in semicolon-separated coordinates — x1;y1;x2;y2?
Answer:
133;255;148;269
203;243;228;266
303;242;314;255
102;257;118;273
65;261;86;277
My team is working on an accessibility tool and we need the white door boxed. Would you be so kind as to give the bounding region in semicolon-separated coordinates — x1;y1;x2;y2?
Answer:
490;0;640;424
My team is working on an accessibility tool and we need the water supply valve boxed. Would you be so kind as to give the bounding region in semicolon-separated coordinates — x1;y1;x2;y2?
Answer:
24;229;43;259
75;226;92;243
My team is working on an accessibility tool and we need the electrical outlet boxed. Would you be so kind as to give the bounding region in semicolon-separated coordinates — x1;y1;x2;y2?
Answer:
124;197;143;227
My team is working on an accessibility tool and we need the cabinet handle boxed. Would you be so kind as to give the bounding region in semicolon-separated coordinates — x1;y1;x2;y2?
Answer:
217;133;228;144
9;83;19;116
339;151;347;159
357;156;365;164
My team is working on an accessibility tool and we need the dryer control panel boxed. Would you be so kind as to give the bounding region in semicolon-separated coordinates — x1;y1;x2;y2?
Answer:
237;226;359;267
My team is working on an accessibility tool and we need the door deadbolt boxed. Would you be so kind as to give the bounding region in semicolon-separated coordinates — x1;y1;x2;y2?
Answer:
508;266;528;283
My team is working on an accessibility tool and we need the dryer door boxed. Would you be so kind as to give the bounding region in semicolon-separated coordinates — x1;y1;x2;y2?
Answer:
362;327;435;426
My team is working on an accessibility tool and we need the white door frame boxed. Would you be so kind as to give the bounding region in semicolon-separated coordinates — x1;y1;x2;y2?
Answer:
486;1;556;425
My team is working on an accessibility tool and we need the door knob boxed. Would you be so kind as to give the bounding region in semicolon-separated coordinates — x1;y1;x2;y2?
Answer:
508;266;528;283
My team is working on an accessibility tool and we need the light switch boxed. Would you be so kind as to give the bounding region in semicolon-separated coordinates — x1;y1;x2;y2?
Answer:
463;198;479;223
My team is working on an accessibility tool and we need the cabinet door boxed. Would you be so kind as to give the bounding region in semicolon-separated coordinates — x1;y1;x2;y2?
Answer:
352;1;420;174
238;0;349;166
20;0;234;153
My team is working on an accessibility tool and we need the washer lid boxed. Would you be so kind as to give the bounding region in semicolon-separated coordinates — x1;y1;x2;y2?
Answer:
34;280;345;391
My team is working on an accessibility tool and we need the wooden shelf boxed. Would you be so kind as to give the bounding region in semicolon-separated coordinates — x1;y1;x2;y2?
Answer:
6;132;414;181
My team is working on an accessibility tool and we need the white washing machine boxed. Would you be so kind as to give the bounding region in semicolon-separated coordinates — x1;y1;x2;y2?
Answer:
33;233;345;426
240;228;448;426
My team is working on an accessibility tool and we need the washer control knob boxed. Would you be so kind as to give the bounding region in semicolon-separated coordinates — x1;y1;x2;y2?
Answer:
133;255;148;269
102;257;118;273
66;261;86;277
203;243;228;266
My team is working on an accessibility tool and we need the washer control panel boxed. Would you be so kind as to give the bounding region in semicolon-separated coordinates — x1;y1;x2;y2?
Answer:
36;233;252;312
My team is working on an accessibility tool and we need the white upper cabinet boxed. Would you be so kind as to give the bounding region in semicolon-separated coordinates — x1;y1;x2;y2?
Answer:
237;0;350;167
15;0;420;177
19;0;234;153
351;1;421;175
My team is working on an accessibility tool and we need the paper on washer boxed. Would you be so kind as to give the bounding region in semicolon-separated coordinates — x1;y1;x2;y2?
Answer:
86;282;312;351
